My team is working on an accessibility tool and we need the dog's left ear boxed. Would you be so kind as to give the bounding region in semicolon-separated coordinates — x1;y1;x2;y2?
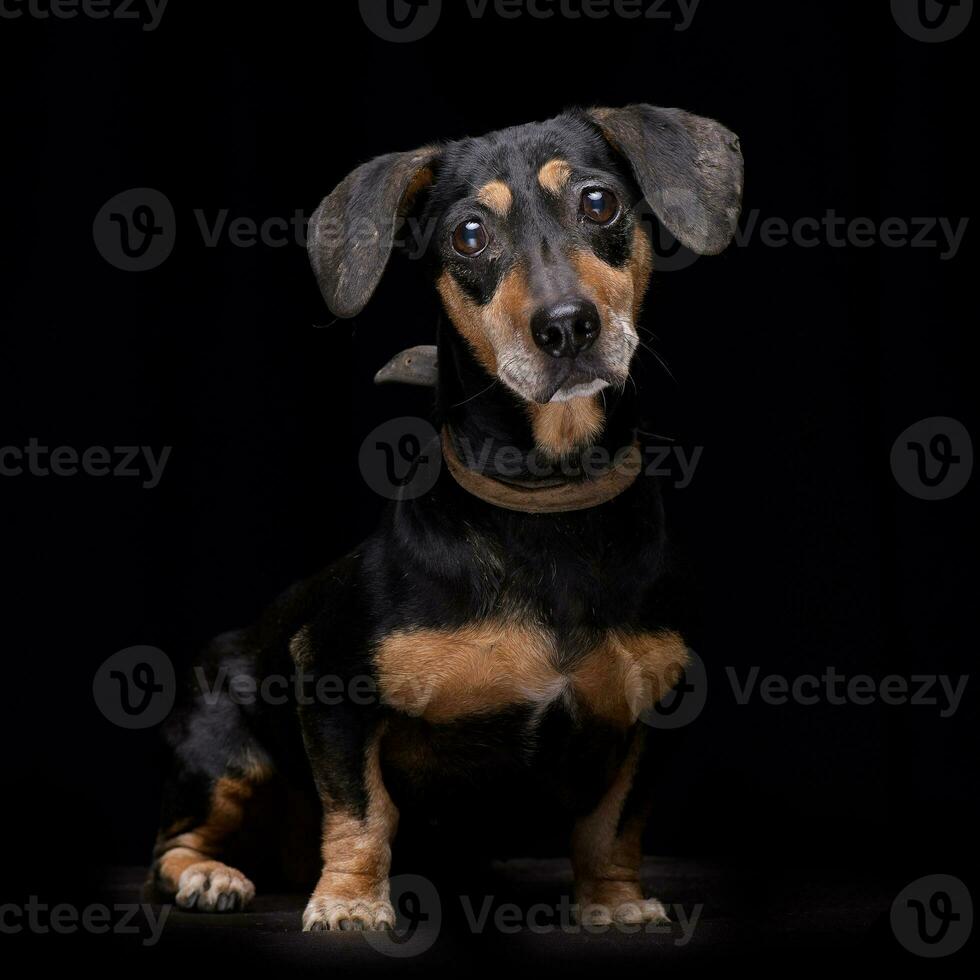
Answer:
588;104;743;255
308;144;441;318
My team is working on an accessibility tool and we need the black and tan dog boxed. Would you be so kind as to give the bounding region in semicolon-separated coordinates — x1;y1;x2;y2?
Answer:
151;104;743;931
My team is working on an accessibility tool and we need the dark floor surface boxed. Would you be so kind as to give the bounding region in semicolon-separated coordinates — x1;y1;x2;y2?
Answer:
8;857;971;977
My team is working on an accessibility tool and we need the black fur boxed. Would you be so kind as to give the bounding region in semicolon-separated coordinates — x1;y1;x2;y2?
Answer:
156;105;743;901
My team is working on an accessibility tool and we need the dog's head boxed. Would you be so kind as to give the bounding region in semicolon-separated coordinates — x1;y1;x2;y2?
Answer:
309;105;742;407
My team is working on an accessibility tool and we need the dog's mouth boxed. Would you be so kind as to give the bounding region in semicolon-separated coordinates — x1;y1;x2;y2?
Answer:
544;370;612;404
505;360;620;405
499;350;630;405
510;327;637;404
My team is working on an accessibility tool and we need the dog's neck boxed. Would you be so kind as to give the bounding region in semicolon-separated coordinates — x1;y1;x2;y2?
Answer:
435;318;637;484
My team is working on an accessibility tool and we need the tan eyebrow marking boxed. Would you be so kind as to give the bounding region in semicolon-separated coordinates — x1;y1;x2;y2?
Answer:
475;180;513;217
538;158;573;196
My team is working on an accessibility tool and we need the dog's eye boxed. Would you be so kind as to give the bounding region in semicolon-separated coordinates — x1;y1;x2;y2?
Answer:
581;188;619;225
452;220;489;257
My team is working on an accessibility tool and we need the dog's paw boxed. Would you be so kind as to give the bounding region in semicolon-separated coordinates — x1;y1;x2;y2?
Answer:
579;896;670;927
175;860;255;912
302;895;395;932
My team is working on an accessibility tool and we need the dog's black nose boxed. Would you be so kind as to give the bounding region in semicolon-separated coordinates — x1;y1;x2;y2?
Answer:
530;300;601;358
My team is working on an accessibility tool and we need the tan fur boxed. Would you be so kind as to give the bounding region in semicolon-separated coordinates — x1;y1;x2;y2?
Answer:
628;225;654;320
574;244;631;314
538;158;573;196
437;227;652;407
571;728;649;911
375;623;688;726
401;147;440;213
570;226;653;325
154;773;268;891
572;629;690;727
437;265;533;375
527;395;606;459
442;227;651;375
307;729;398;906
375;622;562;723
156;847;213;890
569;628;686;924
476;179;514;217
291;622;394;898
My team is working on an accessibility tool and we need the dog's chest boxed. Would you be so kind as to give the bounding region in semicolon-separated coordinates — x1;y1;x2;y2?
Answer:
374;621;687;728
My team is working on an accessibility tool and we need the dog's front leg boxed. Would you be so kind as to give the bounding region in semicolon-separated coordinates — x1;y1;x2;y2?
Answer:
300;723;397;931
570;727;669;926
294;633;398;931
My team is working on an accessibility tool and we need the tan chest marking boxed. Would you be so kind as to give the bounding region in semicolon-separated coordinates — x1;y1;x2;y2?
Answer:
374;623;688;726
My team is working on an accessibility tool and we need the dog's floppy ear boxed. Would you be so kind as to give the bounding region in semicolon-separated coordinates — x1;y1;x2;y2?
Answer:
308;144;441;318
588;105;743;255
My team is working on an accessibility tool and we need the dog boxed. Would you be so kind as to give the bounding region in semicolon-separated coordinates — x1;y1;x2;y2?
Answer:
150;104;743;931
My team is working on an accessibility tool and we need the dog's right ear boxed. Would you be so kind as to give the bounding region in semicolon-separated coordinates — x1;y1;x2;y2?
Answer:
308;145;441;318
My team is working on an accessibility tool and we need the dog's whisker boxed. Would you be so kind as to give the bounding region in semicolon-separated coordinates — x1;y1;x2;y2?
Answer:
634;337;678;384
450;377;499;409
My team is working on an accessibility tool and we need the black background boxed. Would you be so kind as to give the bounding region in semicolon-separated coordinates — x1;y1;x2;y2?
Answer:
1;0;975;926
